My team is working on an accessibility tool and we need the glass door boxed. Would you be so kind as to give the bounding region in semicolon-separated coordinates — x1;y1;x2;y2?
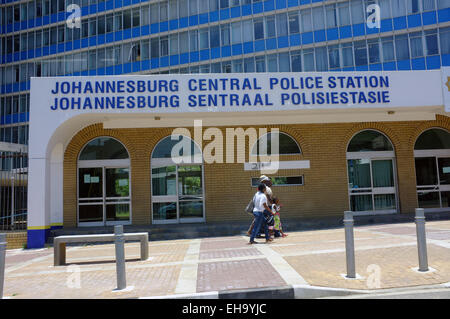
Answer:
151;164;204;224
348;158;397;214
416;157;450;210
78;167;104;226
105;167;131;225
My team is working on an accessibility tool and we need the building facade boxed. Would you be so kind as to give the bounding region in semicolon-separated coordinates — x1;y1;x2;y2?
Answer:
1;0;450;247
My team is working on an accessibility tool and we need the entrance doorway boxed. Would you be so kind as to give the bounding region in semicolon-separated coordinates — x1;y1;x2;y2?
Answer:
347;130;398;215
415;128;450;212
151;135;205;224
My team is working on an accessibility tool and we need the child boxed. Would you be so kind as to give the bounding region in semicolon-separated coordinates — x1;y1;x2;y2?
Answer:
272;197;287;238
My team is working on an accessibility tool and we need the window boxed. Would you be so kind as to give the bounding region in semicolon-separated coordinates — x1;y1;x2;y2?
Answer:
232;22;242;44
276;13;288;36
407;0;421;14
254;18;264;40
326;4;338;28
439;27;450;55
368;39;380;64
279;52;290;71
329;45;340;69
301;9;312;32
315;47;328;71
382;37;395;62
79;137;129;160
252;132;301;155
425;30;438;55
221;25;230;46
303;49;315;71
348;130;393;152
354;41;368;66
199;28;209;49
210;26;220;48
395;34;410;60
266;16;276;38
415;129;450;150
351;0;365;24
410;32;424;58
392;0;407;17
291;51;302;72
338;2;351;26
288;12;300;34
312;6;325;30
255;56;265;72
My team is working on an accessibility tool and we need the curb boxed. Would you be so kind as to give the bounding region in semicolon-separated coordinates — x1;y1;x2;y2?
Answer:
141;285;370;299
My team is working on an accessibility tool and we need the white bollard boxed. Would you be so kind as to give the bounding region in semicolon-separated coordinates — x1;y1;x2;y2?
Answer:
114;226;126;290
415;208;429;272
0;233;6;298
344;211;356;279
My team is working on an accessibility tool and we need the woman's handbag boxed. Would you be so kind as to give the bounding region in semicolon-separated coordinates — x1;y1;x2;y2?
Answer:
245;195;255;215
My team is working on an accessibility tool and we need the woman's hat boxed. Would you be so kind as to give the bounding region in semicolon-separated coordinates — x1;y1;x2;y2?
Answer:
259;175;270;182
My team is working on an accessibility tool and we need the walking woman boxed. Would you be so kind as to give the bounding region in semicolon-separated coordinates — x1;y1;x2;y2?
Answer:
249;183;273;244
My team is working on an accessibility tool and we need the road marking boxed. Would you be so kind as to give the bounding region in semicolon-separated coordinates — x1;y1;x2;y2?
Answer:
175;239;201;295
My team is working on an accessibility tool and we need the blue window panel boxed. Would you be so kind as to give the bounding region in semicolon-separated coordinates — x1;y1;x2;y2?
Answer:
266;38;277;50
290;34;301;46
26;81;31;91
132;61;140;72
380;19;393;32
160;21;168;32
179;17;189;27
221;46;231;57
209;11;219;22
411;58;425;70
28;19;35;28
189;15;199;26
81;71;89;76
407;14;421;28
114;0;122;8
4;115;11;124
151;58;159;69
21;52;27;60
106;66;114;75
288;0;298;6
160;56;169;67
20;82;27;91
397;60;411;70
28;50;35;59
19;113;27;123
112;65;121;75
73;40;81;50
89;4;97;15
366;24;379;35
312;0;321;2
393;16;407;30
200;49;210;60
132;27;140;37
82;6;89;16
57;43;65;53
81;38;89;48
115;31;123;41
7;24;12;33
211;47;221;59
13;83;19;93
264;0;275;12
89;69;96;76
339;26;352;39
98;1;105;11
151;23;159;34
170;55;179;66
106;0;114;10
65;42;73;52
253;2;263;14
132;0;139;4
89;36;97;46
369;64;382;71
97;68;105;76
243;42;254;54
21;21;27;29
98;34;105;45
426;56;441;69
300;0;310;4
232;44;243;55
231;6;240;18
35;17;42;27
105;33;113;44
355;65;368;71
242;4;252;16
180;53;189;64
190;51;199;62
58;12;65;21
13;52;19;61
438;8;450;23
50;13;57;24
277;36;289;48
326;28;338;41
169;19;178;30
276;0;286;9
123;63;132;74
35;49;42;58
199;13;209;24
6;54;12;63
422;11;437;25
220;9;230;20
12;114;19;123
442;54;450;66
13;22;20;32
6;84;12;94
352;23;365;37
255;40;265;52
141;25;150;36
314;30;326;42
302;32;313;44
141;60;150;71
123;0;131;6
43;47;49;55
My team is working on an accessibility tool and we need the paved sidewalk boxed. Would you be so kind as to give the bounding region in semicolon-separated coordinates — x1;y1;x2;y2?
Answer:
3;220;450;298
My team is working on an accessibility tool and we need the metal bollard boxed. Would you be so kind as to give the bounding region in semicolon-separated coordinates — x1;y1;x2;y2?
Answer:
0;234;6;298
415;208;429;272
344;211;356;279
114;225;127;290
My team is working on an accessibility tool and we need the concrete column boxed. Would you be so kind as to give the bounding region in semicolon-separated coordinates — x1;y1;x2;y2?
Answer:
0;233;6;298
415;208;429;272
114;225;127;290
344;211;356;279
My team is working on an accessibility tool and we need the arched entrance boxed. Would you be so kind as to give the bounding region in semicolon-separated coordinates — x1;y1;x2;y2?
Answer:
414;128;450;212
77;137;131;226
151;135;204;224
346;130;398;215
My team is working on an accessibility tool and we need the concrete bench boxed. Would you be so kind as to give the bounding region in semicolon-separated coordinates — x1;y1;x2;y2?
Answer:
53;233;149;266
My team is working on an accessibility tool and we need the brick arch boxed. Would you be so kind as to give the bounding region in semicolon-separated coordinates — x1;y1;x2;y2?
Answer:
143;127;198;160
342;122;401;154
64;123;138;163
409;115;450;150
258;124;308;156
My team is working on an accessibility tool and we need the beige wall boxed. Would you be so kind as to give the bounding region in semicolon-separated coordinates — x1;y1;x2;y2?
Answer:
63;115;450;227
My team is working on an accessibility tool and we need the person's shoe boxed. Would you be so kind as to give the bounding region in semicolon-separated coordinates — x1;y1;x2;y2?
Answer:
265;238;273;243
248;241;257;245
